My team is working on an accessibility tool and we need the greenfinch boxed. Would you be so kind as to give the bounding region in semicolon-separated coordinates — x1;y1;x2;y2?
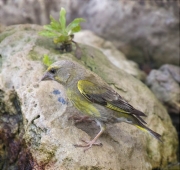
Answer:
41;60;162;151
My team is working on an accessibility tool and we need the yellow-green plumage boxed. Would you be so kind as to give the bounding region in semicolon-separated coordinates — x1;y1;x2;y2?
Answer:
41;60;162;151
78;80;129;113
67;89;101;118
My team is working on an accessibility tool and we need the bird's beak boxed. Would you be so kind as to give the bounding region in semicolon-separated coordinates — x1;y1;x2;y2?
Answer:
40;72;54;81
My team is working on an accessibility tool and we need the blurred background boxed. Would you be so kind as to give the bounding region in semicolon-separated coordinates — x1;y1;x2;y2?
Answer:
0;0;179;159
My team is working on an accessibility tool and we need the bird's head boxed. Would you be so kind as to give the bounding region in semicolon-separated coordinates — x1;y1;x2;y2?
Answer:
40;60;75;85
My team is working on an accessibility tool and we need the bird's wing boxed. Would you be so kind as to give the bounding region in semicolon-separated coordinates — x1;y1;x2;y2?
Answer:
77;80;147;118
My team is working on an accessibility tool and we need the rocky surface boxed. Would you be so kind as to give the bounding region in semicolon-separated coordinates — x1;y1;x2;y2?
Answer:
0;87;33;169
0;24;178;170
146;64;180;145
146;64;180;115
74;30;145;80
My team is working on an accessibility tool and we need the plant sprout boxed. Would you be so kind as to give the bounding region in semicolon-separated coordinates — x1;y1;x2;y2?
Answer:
39;7;85;53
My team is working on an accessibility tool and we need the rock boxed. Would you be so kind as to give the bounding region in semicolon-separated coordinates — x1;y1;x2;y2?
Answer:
0;24;178;170
146;64;180;115
146;64;180;144
68;0;179;67
0;24;6;33
0;87;33;170
74;30;145;80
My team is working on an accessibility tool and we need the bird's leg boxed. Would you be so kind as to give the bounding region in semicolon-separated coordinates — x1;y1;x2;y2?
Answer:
68;114;80;120
74;121;105;152
68;115;94;124
75;116;94;123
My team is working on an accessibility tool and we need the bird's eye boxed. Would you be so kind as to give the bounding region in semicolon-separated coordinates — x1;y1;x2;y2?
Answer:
49;68;56;74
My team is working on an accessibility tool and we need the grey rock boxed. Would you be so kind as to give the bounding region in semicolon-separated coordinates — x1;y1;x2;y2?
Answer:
0;24;178;170
146;64;180;114
160;64;180;83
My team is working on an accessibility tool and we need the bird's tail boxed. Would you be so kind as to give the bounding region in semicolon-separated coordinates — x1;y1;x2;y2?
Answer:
135;124;162;142
117;113;162;142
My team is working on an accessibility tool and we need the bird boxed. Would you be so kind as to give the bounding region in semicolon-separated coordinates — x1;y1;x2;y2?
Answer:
40;59;162;151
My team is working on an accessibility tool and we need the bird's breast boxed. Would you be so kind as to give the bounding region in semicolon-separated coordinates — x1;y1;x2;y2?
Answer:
66;89;101;118
66;88;120;124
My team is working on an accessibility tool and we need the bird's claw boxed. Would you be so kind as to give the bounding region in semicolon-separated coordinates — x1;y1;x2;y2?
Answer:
81;139;102;146
74;139;102;152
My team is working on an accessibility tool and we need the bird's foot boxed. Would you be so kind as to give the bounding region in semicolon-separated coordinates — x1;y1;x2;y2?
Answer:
68;115;94;124
74;139;102;152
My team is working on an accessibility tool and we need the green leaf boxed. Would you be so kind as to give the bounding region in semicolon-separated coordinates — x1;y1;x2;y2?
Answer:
59;7;66;31
39;30;59;37
50;16;61;31
66;18;85;33
53;35;69;44
43;25;54;31
71;25;81;34
43;55;53;67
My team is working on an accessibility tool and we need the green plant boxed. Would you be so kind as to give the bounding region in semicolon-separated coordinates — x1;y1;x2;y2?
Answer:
39;7;85;53
42;54;53;67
